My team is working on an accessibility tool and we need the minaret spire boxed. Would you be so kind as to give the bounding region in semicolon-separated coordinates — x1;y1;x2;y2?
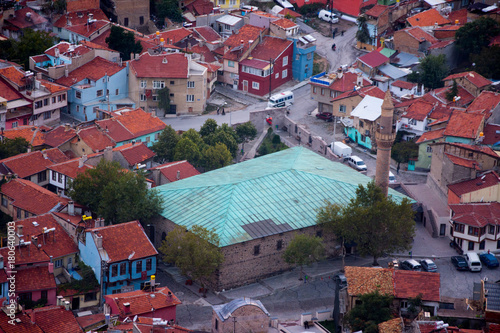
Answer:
375;90;396;196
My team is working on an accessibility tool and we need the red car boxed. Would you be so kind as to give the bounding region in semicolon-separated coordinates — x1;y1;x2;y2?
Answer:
316;112;333;122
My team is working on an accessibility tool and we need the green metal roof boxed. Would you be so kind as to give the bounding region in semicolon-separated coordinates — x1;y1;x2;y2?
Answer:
379;48;396;58
155;147;411;247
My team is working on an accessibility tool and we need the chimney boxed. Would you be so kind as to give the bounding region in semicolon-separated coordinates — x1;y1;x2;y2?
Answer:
64;123;70;131
57;295;63;306
123;302;131;313
104;146;113;161
27;147;31;153
68;201;75;216
17;225;23;238
64;301;70;311
30;310;36;324
95;233;103;250
48;262;54;274
176;170;180;180
78;156;85;168
64;68;69;78
42;151;47;159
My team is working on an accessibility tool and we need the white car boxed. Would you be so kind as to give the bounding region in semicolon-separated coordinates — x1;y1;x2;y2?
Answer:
347;156;367;171
389;171;396;183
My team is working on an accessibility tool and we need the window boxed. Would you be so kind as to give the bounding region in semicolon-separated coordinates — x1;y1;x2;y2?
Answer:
228;61;234;68
170;81;175;85
76;91;81;99
1;196;7;207
152;95;158;101
146;258;152;271
58;173;62;183
140;94;146;101
408;119;417;125
52;171;57;181
489;225;495;235
96;90;103;98
277;240;283;250
136;261;142;273
41;290;48;300
58;95;62;102
330;91;334;97
321;88;325;96
187;81;195;88
19;293;32;302
111;265;118;277
170;93;174;97
85;292;97;301
316;230;323;238
35;101;43;109
153;81;165;89
215;319;219;331
282;69;287;78
62;94;66;101
307;53;313;60
275;73;279;79
43;98;49;106
339;105;346;113
283;56;288;66
426;146;432;153
230;0;236;4
140;80;147;88
313;86;317;94
116;89;119;95
52;97;56;104
38;171;47;183
12;122;18;128
24;211;29;218
359;121;364;128
252;82;259;90
468;226;478;236
187;95;195;102
119;262;127;275
146;136;150;143
296;54;300;61
401;301;408;308
43;111;51;120
479;240;485;250
54;259;63;268
454;223;465;233
468;241;474;251
497;239;500;249
17;208;21;219
253;245;260;255
124;17;129;26
139;16;144;25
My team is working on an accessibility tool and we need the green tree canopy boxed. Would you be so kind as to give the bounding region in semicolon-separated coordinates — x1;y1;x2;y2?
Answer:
8;29;55;69
151;125;179;163
235;121;257;144
356;15;371;44
283;234;325;279
445;80;459;101
471;45;500;80
0;137;30;159
68;159;162;224
199;119;218;138
455;17;500;57
159;225;224;292
345;291;394;333
200;143;232;171
157;0;183;23
391;139;418;169
317;181;415;265
182;128;205;147
174;137;201;165
408;54;448;89
105;25;143;61
204;130;238;158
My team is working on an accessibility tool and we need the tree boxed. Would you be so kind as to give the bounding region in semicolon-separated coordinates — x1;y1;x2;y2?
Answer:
471;45;500;80
356;15;371;44
345;291;393;333
204;130;238;158
200;143;232;171
105;25;142;61
157;0;183;24
317;181;415;265
391;140;418;170
8;29;55;69
42;0;66;14
174;137;201;166
159;225;224;295
182;129;205;148
0;137;30;159
68;159;163;224
235;121;257;152
283;234;325;280
455;17;500;57
151;125;179;163
158;87;171;114
445;80;459;101
411;54;448;89
199;119;218;138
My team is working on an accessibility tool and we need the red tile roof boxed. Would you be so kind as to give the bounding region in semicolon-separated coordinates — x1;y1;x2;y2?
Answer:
0;240;50;266
88;221;157;263
331;85;385;102
447;142;499;159
443;111;484;139
448;8;468;25
429;103;453;120
331;0;377;17
1;179;69;215
80;39;114;51
192;26;221;43
443;71;492;89
394;270;440;302
39;79;70;94
31;54;50;63
445;153;481;170
29;306;83;333
448;171;500;197
482;124;500;145
6;7;47;29
0;79;25;102
392;80;416;90
101;108;166;139
490;35;500;47
272;18;298;29
2;126;46;147
328;72;371;93
198;62;222;72
0;311;44;333
432;86;474;106
467;91;500;115
105;287;181;318
75;313;105;330
189;44;217;63
428;40;454;50
55;57;125;87
45;147;70;164
402;100;434;121
48;159;92;179
223;25;265;61
44;42;92;58
153;27;193;44
450;202;500;227
0;149;67;178
403;26;439;44
379;318;403;333
95;118;133;143
113;142;155;166
416;129;444;144
151;160;200;182
357;50;389;69
44;125;76;147
130;53;189;79
16;266;56;292
344;266;394;296
66;20;110;38
407;8;450;27
0;66;26;87
250;36;293;61
365;4;389;18
77;126;115;152
278;8;301;18
53;9;109;28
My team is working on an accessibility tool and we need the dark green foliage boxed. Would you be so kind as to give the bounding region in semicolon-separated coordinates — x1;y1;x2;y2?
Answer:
199;119;218;138
151;125;179;163
173;137;201;166
471;45;500;80
455;17;500;57
408;55;448;89
391;139;418;169
158;87;171;114
200;143;232;171
42;0;66;14
317;182;415;265
157;0;183;23
105;25;143;61
445;80;459;101
5;29;55;69
356;15;371;44
235;121;257;144
345;291;394;333
59;261;99;293
298;3;324;15
204;129;238;158
257;130;288;156
0;137;29;159
283;234;324;279
68;160;163;224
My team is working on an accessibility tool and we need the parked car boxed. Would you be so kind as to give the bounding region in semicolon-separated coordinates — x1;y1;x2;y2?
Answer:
316;112;333;122
479;252;500;268
333;273;347;288
399;259;422;271
420;259;438;272
347;156;367;172
451;256;468;271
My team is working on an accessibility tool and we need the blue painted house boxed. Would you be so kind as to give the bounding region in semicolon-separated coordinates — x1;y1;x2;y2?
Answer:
78;221;158;296
56;57;134;122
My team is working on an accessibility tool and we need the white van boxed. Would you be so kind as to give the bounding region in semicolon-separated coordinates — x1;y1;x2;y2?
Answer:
318;10;339;23
347;155;367;171
268;91;294;108
465;252;482;272
389;171;396;183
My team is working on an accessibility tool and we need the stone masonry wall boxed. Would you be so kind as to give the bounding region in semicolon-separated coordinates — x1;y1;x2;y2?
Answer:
212;305;270;333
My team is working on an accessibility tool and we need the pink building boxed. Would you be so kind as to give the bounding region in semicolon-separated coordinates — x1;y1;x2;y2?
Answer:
16;265;57;307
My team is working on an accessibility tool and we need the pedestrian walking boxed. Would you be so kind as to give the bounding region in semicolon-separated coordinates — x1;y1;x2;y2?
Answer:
341;30;345;36
397;164;400;175
222;108;225;115
217;107;220;115
331;44;336;51
304;321;309;329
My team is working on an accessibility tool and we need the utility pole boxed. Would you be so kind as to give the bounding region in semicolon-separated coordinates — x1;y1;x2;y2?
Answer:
269;58;273;99
232;316;237;333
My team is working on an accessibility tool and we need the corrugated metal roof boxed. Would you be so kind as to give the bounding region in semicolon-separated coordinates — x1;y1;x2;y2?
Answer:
213;298;270;321
216;15;242;26
351;95;383;121
378;64;407;80
392;52;420;68
156;147;411;247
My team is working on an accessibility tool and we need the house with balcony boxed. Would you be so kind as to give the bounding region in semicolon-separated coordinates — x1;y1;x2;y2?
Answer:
128;52;207;116
346;95;384;151
396;99;435;140
55;57;132;122
78;221;158;296
309;70;372;115
0;75;31;130
238;36;293;96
